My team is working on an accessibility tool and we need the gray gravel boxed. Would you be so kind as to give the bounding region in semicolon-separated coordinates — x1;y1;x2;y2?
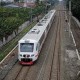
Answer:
0;55;17;80
62;14;80;80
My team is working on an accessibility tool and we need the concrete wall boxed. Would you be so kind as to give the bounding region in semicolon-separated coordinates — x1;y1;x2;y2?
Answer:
0;21;30;47
72;16;80;28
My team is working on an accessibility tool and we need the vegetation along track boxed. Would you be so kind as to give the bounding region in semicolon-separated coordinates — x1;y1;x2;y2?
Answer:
0;10;63;80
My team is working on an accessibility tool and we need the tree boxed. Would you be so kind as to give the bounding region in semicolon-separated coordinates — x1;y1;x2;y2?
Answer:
66;0;80;21
71;0;80;20
35;0;40;6
0;5;46;40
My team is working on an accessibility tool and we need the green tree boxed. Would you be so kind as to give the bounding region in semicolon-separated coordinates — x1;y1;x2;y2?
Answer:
66;0;80;21
0;5;45;40
71;0;80;20
35;0;40;6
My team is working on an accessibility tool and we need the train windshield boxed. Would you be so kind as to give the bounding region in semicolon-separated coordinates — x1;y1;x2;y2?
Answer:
20;43;34;52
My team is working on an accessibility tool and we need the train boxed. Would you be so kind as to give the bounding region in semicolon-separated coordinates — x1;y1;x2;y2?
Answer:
18;9;56;65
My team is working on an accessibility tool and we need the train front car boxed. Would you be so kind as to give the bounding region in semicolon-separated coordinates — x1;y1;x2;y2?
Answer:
18;39;38;65
18;9;56;65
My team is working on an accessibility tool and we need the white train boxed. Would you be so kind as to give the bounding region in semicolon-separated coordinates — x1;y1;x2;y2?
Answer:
18;10;56;65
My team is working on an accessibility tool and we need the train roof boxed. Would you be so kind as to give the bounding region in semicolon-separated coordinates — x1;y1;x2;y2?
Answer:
19;10;56;43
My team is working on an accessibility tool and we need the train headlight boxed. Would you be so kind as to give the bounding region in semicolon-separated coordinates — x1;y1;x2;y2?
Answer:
20;54;22;57
31;54;34;57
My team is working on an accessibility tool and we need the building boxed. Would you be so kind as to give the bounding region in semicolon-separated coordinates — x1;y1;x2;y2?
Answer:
23;0;36;8
25;0;36;3
0;0;14;2
12;0;36;8
39;0;47;1
0;0;36;8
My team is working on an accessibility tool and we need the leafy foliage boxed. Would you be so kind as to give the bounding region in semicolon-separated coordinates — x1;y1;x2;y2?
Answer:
66;0;80;21
71;0;80;20
0;5;45;40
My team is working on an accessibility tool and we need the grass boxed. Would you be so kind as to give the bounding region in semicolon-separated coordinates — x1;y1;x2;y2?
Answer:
0;22;37;61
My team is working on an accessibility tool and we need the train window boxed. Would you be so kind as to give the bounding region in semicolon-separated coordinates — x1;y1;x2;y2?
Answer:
36;43;39;51
46;24;49;31
36;44;38;51
20;43;34;52
39;32;45;45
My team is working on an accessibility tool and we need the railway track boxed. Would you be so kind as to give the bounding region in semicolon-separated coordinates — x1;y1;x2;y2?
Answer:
0;3;65;80
49;11;62;80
